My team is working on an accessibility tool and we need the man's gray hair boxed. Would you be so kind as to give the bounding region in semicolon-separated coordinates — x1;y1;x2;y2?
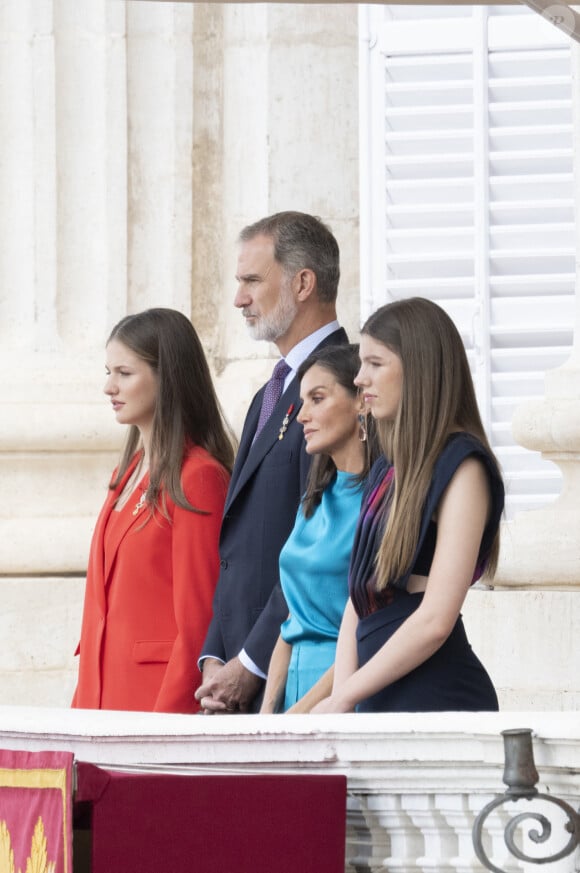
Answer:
238;211;340;304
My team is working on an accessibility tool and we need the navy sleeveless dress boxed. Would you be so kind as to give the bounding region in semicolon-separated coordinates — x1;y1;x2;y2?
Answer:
349;433;504;713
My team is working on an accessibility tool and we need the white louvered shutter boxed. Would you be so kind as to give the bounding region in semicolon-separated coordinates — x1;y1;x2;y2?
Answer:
359;4;575;518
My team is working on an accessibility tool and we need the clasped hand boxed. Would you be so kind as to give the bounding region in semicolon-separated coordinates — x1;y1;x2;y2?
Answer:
195;657;262;714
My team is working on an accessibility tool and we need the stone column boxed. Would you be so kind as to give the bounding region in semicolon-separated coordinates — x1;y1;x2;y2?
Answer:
0;0;125;576
126;0;194;314
0;0;196;576
211;3;361;428
494;39;580;589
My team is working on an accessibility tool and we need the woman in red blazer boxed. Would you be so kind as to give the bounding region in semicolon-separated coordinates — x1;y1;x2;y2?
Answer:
72;309;235;713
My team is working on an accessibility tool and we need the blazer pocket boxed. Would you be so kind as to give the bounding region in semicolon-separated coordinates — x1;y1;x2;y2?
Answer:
133;640;174;664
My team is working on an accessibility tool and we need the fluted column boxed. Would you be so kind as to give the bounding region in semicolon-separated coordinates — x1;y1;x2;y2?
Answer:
0;0;119;575
0;2;52;350
126;1;194;314
214;2;360;427
54;0;127;345
0;0;196;575
495;38;580;589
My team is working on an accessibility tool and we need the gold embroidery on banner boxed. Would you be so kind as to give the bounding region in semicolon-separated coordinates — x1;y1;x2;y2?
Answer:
0;769;69;873
0;818;56;873
0;820;16;873
25;818;56;873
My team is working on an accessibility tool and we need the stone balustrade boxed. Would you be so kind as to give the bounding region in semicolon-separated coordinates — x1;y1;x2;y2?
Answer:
0;707;578;872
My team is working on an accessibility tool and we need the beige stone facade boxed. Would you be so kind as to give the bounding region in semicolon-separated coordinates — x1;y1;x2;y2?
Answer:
0;1;578;710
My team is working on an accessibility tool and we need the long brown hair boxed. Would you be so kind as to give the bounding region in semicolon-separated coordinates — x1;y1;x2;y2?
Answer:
108;308;236;513
298;344;380;519
362;297;501;588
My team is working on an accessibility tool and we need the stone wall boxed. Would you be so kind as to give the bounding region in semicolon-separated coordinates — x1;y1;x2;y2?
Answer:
0;1;578;711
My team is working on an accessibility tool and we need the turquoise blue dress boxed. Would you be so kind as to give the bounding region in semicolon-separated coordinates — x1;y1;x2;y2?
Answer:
279;471;364;710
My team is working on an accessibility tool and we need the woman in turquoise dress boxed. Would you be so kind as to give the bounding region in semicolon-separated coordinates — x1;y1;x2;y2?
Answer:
261;344;379;713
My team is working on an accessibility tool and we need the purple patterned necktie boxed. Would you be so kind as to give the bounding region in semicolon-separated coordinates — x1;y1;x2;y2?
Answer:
255;358;291;438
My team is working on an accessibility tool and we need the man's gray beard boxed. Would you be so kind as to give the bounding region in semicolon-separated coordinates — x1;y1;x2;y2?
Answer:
246;289;298;343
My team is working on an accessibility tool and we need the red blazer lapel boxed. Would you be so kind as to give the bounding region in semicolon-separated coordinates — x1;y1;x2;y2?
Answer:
103;502;144;587
101;456;149;586
86;486;117;617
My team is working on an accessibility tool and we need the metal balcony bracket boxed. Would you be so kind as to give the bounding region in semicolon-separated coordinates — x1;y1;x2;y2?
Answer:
472;729;580;872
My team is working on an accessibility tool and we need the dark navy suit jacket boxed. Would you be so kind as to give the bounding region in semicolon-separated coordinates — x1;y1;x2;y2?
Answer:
201;327;349;675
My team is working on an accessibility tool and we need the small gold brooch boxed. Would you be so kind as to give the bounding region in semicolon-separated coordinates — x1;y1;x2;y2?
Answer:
133;492;147;516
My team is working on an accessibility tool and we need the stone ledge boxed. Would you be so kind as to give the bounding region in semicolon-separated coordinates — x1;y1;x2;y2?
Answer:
0;707;578;779
0;520;95;573
0;403;120;451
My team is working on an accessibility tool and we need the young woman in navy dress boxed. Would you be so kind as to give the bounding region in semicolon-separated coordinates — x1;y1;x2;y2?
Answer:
313;298;504;714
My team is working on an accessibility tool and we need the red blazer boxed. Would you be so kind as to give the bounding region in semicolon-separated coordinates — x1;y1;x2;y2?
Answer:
72;447;229;713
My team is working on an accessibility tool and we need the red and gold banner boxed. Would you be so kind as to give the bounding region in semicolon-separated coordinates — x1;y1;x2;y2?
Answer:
0;750;73;873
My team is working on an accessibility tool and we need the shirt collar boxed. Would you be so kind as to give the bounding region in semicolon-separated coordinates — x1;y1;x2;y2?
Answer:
284;320;341;376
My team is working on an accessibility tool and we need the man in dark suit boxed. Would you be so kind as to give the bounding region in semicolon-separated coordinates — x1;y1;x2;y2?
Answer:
196;211;348;713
